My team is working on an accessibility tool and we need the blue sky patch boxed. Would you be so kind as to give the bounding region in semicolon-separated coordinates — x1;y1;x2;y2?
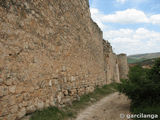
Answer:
89;0;160;55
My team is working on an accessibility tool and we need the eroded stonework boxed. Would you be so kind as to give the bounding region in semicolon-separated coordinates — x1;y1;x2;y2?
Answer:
0;0;128;119
103;40;120;84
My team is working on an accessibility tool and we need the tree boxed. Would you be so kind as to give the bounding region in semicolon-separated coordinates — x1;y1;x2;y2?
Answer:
117;58;160;105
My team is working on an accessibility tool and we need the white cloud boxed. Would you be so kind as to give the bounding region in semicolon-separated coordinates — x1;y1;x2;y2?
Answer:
116;0;127;4
90;8;160;55
104;28;160;55
150;14;160;25
90;8;160;25
102;9;149;24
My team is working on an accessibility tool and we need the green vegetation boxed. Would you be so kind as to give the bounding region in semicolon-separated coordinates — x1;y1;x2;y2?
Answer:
117;58;160;120
127;52;160;64
128;57;157;67
127;57;146;64
30;83;117;120
135;58;156;66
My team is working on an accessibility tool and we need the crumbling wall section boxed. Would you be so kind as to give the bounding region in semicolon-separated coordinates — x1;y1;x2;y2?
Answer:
103;40;120;84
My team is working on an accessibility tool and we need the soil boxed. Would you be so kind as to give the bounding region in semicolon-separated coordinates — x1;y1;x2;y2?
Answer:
75;92;131;120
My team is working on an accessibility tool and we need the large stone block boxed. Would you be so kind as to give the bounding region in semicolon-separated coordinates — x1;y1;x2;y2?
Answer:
10;105;18;114
26;105;36;113
9;86;16;93
0;86;8;97
17;108;26;119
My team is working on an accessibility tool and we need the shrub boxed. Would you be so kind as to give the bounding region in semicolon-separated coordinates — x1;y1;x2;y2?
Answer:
117;65;150;105
117;58;160;119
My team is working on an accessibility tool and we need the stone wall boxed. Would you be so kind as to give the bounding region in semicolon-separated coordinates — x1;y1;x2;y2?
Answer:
0;0;128;119
103;40;120;84
118;54;129;79
0;0;107;119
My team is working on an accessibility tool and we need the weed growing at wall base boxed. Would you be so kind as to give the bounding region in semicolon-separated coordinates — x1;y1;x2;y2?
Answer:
30;83;118;120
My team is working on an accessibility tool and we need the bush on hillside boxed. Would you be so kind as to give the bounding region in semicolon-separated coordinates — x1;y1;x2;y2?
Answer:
117;58;160;105
117;58;160;119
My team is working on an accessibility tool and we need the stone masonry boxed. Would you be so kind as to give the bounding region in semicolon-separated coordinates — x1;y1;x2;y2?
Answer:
118;54;129;79
0;0;128;119
103;40;120;84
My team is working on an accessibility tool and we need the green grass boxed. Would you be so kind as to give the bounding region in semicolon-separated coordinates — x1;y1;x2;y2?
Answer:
30;83;117;120
30;107;65;120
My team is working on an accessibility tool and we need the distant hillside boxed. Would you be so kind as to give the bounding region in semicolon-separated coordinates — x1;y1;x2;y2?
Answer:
137;58;156;66
128;58;160;69
127;52;160;64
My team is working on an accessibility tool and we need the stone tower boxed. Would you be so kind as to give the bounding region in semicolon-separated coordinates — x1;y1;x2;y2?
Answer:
118;54;129;79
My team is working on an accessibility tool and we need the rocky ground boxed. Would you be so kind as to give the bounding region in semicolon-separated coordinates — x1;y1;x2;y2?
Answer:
75;92;131;120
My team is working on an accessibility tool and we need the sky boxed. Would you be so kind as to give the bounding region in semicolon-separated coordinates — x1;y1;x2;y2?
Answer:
89;0;160;55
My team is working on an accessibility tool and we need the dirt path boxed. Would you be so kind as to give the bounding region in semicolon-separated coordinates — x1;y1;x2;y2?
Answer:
75;92;131;120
